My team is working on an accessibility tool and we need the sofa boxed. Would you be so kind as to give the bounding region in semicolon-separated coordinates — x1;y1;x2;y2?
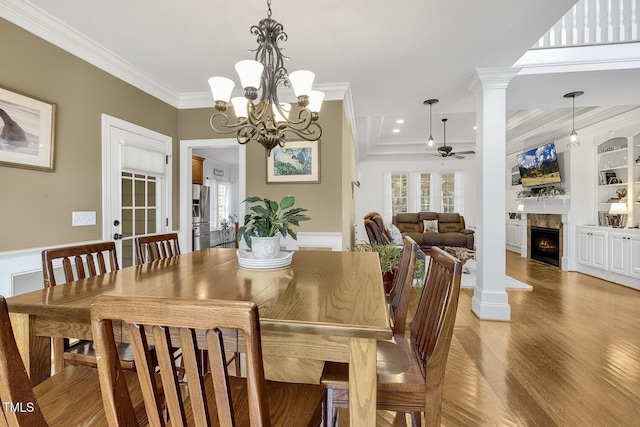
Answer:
392;212;474;250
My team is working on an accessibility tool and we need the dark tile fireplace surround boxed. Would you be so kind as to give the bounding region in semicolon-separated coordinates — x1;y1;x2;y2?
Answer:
527;214;563;268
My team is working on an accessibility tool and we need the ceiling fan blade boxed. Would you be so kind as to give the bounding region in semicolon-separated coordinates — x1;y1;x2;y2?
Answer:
454;150;475;155
451;154;465;159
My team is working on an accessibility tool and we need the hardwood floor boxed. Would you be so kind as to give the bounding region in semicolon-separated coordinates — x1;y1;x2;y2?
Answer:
267;252;640;426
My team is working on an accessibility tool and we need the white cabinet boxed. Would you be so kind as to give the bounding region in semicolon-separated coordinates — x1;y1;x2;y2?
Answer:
609;232;640;279
577;228;607;270
577;226;640;290
506;219;523;253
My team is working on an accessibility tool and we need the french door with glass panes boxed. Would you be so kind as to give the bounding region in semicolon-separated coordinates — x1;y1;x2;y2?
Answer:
119;172;164;267
102;115;172;268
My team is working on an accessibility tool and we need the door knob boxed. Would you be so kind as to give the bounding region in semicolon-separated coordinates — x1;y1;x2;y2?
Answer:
113;233;123;240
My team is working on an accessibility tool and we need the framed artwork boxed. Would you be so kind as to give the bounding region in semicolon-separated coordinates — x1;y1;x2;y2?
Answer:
266;140;320;183
0;87;55;171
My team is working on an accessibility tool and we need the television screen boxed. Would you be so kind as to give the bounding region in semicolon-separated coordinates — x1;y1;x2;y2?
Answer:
516;142;561;187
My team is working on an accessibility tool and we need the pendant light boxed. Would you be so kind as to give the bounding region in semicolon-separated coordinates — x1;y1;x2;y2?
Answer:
564;91;583;148
423;99;439;151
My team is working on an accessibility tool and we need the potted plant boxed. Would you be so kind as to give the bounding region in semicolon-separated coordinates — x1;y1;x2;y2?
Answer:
237;195;310;259
370;243;402;294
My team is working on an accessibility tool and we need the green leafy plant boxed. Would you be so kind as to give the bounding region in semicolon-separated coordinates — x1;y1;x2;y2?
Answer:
237;195;310;248
517;185;566;200
413;258;426;304
370;243;402;274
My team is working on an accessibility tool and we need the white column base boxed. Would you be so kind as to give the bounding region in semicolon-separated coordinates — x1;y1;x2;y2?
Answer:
471;290;511;320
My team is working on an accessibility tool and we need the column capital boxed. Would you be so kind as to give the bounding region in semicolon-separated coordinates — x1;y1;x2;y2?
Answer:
464;67;521;93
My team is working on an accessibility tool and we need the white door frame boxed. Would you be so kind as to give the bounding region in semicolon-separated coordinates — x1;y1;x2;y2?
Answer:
179;139;246;252
101;114;173;248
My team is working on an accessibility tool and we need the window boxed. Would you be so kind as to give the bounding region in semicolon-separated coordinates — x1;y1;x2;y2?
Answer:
441;173;455;212
213;180;231;228
419;173;431;211
390;173;408;215
386;171;465;217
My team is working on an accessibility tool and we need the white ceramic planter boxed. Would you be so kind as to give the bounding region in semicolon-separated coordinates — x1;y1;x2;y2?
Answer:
251;236;281;259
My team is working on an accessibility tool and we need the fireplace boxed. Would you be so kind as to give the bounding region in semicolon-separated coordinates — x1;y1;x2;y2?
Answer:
530;226;560;266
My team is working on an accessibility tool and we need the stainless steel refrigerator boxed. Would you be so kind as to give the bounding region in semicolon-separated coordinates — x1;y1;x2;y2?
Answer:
192;184;211;250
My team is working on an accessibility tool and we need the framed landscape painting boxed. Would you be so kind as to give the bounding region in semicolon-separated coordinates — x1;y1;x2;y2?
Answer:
0;87;55;171
266;140;320;183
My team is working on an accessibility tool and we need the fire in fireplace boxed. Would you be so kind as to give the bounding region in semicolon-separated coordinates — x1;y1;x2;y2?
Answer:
530;226;560;267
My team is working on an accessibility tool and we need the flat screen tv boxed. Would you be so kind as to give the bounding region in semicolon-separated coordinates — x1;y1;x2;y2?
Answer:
516;142;561;187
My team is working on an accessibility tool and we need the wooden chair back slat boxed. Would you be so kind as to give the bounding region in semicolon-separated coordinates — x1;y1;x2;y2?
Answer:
42;242;119;287
389;236;418;336
0;297;48;426
135;233;181;265
91;296;272;426
410;246;462;422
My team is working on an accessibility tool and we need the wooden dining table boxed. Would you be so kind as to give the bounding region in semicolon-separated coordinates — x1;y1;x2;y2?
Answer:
6;248;391;426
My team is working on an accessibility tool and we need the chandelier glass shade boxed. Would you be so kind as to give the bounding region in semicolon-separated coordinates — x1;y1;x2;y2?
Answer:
424;99;439;152
208;0;324;155
564;91;583;148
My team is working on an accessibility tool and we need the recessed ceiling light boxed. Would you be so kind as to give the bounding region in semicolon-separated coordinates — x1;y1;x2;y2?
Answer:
473;126;477;130
396;119;404;124
392;129;400;133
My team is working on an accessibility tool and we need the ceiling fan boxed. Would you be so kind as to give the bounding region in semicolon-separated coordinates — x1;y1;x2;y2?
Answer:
429;118;475;159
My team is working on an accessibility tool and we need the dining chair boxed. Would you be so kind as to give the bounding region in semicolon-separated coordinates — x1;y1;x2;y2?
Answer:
0;296;151;426
135;233;181;265
91;295;326;426
387;236;418;337
41;242;138;374
321;246;462;427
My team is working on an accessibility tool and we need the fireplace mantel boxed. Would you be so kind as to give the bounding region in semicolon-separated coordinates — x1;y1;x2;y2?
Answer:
517;195;570;215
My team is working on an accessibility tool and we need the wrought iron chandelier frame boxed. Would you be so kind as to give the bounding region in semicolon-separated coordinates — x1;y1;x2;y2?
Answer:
209;0;322;155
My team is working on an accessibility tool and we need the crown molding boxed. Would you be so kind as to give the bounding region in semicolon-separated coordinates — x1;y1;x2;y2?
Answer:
464;68;521;93
0;0;180;107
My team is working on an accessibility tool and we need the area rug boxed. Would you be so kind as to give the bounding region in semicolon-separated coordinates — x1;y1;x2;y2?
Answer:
460;259;532;290
421;257;532;290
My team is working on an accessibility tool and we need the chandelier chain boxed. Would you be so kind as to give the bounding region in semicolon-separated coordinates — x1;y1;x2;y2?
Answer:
267;0;272;18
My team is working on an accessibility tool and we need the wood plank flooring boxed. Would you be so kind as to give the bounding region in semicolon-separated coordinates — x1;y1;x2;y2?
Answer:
266;252;640;426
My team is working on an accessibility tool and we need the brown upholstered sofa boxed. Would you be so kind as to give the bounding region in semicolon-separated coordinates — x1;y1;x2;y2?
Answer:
392;212;474;250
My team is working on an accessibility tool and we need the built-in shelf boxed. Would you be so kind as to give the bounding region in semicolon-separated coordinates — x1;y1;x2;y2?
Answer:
599;183;628;187
599;165;628;172
599;146;628;155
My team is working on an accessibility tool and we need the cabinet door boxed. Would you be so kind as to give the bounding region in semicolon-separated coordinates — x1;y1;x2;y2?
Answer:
577;231;592;266
591;231;608;270
192;156;204;185
629;236;640;279
608;234;628;275
513;223;522;248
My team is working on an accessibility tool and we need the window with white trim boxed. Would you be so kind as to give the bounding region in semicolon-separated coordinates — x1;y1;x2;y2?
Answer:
386;171;465;216
390;173;408;215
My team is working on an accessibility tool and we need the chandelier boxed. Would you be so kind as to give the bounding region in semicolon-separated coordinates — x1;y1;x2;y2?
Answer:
208;0;324;155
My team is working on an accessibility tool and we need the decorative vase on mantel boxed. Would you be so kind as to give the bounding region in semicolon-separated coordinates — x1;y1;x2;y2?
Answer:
251;236;281;259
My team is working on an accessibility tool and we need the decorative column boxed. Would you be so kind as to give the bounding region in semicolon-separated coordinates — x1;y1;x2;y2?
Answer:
464;68;519;321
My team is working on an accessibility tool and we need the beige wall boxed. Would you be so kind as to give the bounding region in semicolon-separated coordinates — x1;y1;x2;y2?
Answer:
179;101;352;239
0;19;178;251
0;18;354;252
245;101;344;234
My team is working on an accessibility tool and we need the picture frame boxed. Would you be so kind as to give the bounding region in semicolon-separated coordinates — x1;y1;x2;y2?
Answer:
266;140;320;183
0;86;55;171
604;172;617;185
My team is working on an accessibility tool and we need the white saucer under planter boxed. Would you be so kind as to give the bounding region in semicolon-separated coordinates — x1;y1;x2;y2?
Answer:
250;236;281;259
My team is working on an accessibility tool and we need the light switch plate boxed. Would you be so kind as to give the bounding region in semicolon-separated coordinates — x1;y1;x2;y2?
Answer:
72;211;96;226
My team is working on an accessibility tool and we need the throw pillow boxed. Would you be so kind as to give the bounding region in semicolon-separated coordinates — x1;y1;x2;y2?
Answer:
386;222;403;244
423;219;439;233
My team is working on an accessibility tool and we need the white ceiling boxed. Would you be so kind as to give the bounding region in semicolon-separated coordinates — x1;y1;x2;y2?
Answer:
4;0;639;163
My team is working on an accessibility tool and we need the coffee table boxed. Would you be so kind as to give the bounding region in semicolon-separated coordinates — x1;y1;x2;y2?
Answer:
444;246;476;273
